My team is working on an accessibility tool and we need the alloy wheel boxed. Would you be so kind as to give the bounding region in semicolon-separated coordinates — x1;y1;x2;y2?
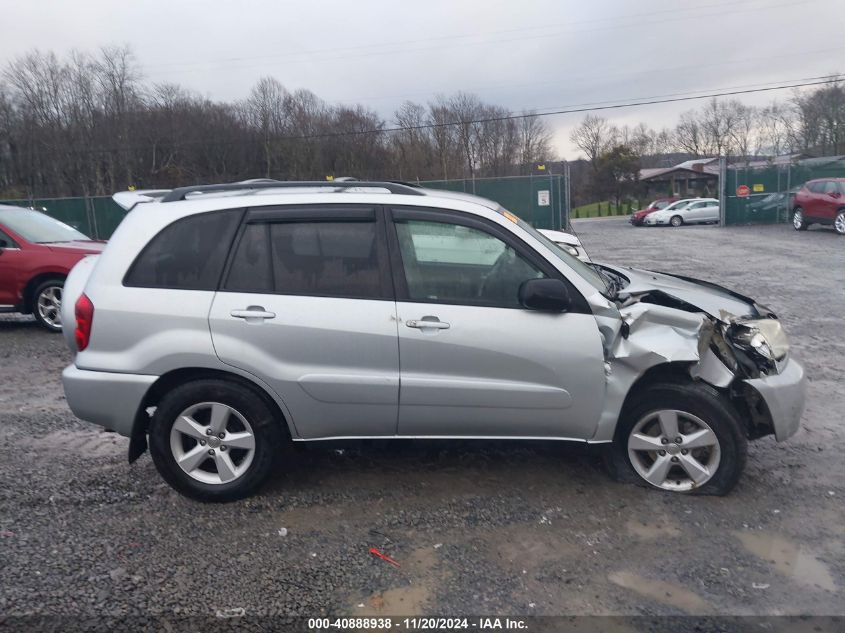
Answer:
170;402;256;485
36;285;62;329
835;212;845;235
793;210;804;230
627;409;721;492
670;216;682;227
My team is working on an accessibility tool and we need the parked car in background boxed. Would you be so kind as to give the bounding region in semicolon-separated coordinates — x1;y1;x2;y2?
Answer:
537;228;591;262
792;178;845;234
630;197;680;226
60;180;804;501
644;198;720;227
0;205;105;331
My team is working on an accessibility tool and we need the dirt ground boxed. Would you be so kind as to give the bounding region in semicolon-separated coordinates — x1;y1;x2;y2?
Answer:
0;217;843;622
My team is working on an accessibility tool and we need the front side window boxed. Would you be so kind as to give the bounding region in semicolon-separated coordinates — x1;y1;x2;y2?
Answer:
124;210;241;290
224;219;388;299
0;228;18;248
808;181;827;193
823;181;839;195
0;209;88;243
395;219;544;308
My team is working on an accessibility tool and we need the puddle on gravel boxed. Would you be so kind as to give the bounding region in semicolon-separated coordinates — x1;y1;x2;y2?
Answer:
625;518;681;540
608;571;713;614
15;429;124;457
355;547;439;616
735;531;837;592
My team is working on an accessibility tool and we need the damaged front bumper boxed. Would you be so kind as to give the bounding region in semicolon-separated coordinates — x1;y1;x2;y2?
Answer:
742;357;806;441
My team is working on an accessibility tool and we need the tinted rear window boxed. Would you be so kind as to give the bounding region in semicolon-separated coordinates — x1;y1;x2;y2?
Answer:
124;210;241;290
223;220;388;299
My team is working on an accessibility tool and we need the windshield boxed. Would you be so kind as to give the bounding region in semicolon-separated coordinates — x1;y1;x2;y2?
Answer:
498;208;609;295
0;208;89;243
654;200;672;209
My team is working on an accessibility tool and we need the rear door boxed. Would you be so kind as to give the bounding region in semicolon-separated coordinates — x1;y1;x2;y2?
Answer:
0;227;21;307
209;206;400;439
387;206;606;439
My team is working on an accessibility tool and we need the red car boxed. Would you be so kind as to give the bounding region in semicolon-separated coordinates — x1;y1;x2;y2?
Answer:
630;196;680;226
0;205;105;331
792;178;845;234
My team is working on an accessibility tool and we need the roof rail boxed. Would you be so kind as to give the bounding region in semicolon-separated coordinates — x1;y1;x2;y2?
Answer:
159;180;426;202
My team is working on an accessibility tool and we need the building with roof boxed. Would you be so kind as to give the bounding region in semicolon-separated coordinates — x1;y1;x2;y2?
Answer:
639;157;720;198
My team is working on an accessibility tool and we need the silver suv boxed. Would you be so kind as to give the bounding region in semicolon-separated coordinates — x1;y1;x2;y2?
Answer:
61;181;806;501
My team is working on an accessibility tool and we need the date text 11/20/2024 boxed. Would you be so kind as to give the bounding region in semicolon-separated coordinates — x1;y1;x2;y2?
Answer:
307;617;528;630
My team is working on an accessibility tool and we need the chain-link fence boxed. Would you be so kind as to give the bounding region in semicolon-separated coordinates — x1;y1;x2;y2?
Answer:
0;195;125;239
421;174;569;230
3;174;571;239
724;155;845;225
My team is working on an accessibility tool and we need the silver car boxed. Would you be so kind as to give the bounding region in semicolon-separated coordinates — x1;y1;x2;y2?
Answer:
61;181;806;501
644;198;720;226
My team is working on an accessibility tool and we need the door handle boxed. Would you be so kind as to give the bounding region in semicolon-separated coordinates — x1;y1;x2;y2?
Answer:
230;306;276;321
406;317;450;330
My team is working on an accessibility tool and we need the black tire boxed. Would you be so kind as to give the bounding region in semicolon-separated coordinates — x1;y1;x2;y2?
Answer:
31;278;64;332
792;207;808;231
670;215;683;227
604;381;747;496
148;379;287;502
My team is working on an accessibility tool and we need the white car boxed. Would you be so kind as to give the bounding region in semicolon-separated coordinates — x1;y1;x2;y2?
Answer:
538;229;591;262
644;198;720;227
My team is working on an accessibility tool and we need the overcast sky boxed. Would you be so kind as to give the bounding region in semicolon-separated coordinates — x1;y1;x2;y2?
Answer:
1;0;842;157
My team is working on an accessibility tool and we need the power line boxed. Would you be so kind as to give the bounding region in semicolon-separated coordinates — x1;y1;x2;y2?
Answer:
143;0;814;75
44;74;841;156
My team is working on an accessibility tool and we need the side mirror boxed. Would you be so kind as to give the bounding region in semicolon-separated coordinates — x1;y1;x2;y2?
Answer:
519;278;571;312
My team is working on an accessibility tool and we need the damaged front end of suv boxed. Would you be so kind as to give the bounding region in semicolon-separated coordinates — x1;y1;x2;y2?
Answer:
590;265;807;447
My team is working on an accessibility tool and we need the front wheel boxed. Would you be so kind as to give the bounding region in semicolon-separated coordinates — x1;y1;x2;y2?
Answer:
148;379;287;501
605;381;747;495
670;215;683;227
834;210;845;235
792;208;808;231
32;279;64;332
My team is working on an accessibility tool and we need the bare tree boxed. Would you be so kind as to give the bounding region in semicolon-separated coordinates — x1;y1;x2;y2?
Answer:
569;115;617;169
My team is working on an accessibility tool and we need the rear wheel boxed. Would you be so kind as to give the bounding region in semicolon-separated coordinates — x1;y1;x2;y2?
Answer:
148;379;287;501
670;215;683;227
605;381;747;495
834;210;845;235
32;279;64;332
792;207;808;231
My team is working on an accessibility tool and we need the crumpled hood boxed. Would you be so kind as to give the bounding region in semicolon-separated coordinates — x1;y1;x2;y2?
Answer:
46;240;106;254
601;264;764;322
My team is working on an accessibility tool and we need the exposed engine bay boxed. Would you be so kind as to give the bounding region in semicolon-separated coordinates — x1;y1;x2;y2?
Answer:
588;264;797;443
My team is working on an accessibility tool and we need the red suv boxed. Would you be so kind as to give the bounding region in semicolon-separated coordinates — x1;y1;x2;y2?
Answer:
0;205;105;331
630;196;680;226
792;178;845;234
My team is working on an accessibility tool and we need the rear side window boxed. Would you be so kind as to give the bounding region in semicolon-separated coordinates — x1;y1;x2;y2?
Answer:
124;210;241;290
223;220;389;299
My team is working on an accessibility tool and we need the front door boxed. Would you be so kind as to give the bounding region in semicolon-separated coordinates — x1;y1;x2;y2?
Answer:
209;206;400;439
387;207;606;440
819;180;841;221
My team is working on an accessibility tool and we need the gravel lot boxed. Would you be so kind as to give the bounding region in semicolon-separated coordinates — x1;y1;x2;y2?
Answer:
1;218;843;623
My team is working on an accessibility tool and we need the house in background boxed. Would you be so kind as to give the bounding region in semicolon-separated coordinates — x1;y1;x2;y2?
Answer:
639;157;720;198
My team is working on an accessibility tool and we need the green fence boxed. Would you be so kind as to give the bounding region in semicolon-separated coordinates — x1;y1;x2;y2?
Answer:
4;174;569;239
724;156;845;225
421;174;568;230
1;195;126;239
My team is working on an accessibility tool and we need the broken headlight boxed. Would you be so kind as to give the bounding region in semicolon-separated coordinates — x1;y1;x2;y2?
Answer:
729;319;789;373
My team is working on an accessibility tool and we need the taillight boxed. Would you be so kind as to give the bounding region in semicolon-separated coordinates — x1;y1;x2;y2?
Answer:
74;293;94;351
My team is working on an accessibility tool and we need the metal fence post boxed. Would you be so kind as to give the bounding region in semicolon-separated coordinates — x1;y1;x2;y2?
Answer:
563;161;571;228
719;156;727;226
